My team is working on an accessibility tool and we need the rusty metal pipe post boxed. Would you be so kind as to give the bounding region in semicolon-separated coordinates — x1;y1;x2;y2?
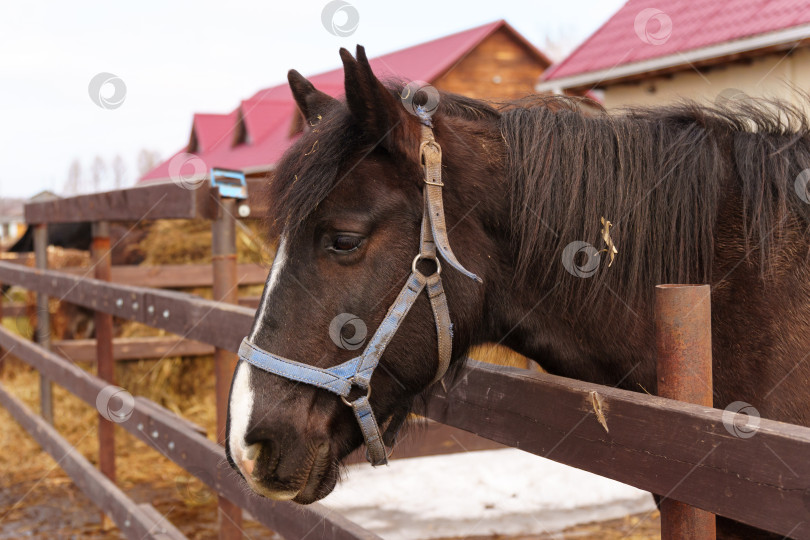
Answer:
92;221;116;484
34;223;53;424
212;197;243;540
655;284;716;540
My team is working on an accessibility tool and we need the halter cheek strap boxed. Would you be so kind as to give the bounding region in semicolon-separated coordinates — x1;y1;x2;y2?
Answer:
238;124;480;466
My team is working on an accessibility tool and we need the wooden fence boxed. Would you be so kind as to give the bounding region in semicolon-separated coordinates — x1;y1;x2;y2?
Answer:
0;180;808;539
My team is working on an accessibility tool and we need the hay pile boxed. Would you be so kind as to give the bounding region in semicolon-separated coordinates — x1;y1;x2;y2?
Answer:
137;219;272;266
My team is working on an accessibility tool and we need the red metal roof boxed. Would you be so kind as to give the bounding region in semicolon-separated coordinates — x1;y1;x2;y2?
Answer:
142;20;548;183
190;112;238;153
543;0;810;82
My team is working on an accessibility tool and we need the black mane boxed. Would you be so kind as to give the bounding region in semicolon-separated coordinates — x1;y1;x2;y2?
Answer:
503;95;810;308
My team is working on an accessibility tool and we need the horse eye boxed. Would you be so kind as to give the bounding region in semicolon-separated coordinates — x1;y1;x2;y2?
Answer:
331;235;363;253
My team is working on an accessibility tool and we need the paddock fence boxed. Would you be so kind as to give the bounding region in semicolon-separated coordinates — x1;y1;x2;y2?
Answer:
0;179;808;539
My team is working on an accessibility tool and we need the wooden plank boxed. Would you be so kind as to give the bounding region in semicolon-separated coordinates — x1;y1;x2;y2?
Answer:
51;337;215;362
237;296;260;309
58;263;267;289
241;178;270;218
0;303;26;318
24;183;218;224
426;360;810;538
136;504;187;540
0;261;254;352
134;397;207;437
345;420;504;465
23;178;270;224
0;382;188;540
0;253;32;262
0;326;381;540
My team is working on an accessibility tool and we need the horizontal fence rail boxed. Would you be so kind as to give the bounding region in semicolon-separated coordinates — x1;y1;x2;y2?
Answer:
51;336;215;363
426;362;810;538
3;261;267;289
0;383;187;540
2;303;26;318
2;261;809;537
60;263;266;289
0;325;381;540
0;261;253;351
23;179;270;224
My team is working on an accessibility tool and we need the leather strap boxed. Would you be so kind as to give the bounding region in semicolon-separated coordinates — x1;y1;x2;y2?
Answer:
239;339;355;396
425;273;452;384
351;395;388;465
420;126;482;284
353;273;426;388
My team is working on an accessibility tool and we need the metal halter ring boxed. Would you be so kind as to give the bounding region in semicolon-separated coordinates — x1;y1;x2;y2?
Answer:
412;253;442;277
341;381;372;407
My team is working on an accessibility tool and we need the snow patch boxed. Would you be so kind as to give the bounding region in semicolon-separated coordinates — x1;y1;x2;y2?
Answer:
321;448;656;539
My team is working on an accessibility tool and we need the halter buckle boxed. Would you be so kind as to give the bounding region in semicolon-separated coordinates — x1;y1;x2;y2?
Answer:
420;140;443;187
340;379;372;407
419;140;442;161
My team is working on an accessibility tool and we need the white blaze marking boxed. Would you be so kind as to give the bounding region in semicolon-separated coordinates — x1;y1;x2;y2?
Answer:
230;235;289;475
249;235;288;341
228;361;254;470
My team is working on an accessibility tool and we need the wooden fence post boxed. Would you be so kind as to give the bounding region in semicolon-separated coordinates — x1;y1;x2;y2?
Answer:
92;221;116;484
655;284;716;540
34;223;53;424
212;197;242;540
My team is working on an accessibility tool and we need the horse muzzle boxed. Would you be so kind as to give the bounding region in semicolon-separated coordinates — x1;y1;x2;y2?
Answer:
235;434;338;504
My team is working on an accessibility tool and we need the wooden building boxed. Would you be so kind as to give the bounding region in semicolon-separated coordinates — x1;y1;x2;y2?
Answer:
140;20;553;184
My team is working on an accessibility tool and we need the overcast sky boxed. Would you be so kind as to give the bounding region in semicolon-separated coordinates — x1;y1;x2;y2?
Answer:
0;0;625;199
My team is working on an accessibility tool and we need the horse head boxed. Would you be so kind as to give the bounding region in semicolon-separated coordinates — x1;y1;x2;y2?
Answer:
226;46;506;503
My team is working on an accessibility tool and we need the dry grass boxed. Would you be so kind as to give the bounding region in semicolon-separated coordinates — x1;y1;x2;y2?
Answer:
0;354;278;539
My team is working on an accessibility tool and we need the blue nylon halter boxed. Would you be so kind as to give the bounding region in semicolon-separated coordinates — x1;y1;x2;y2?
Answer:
238;125;480;466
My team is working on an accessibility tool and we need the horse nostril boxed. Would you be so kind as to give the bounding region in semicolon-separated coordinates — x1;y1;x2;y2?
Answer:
245;439;281;480
245;443;260;461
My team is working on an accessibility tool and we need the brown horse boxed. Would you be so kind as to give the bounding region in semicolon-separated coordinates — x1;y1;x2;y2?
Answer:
226;46;810;539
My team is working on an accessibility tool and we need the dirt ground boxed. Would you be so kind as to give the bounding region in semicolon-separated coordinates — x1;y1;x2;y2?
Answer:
438;513;661;539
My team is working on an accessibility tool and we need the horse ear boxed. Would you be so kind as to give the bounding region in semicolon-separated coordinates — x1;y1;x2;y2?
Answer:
340;45;421;160
287;70;338;124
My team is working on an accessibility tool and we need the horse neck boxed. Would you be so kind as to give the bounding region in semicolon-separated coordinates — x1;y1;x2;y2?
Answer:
464;114;657;388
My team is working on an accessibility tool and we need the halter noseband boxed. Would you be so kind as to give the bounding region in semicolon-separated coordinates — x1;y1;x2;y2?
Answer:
238;124;481;466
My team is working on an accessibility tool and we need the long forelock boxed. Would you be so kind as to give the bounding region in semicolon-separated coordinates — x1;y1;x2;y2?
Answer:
267;104;362;237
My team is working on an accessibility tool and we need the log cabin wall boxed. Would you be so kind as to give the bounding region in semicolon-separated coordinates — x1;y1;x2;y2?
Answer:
433;27;548;101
